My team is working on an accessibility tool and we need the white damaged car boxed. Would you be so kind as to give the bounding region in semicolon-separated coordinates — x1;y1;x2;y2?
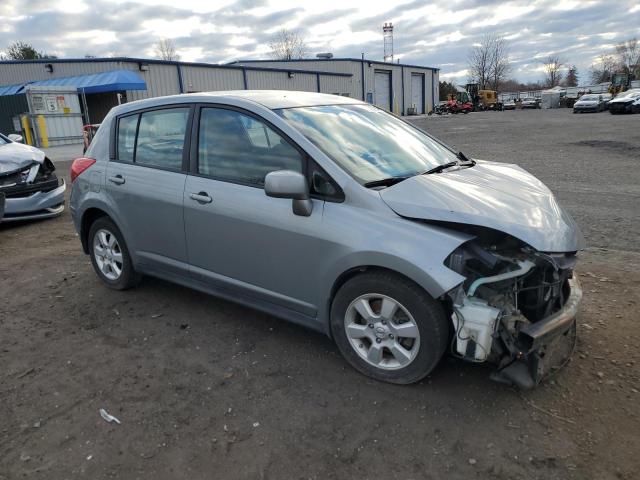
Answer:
0;133;66;222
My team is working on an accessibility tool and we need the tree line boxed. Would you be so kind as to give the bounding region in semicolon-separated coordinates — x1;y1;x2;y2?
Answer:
466;34;639;93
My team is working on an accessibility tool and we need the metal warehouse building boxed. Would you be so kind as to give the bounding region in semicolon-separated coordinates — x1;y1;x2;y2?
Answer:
0;56;439;146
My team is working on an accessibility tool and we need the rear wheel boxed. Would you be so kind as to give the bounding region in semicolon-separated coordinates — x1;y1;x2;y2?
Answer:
88;217;140;290
330;272;449;384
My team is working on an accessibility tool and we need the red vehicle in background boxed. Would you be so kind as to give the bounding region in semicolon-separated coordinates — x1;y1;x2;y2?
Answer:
446;93;473;114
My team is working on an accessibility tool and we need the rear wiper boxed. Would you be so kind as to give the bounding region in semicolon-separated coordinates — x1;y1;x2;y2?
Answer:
425;152;476;175
364;176;411;188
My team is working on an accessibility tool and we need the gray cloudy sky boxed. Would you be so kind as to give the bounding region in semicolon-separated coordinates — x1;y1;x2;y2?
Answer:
2;0;639;84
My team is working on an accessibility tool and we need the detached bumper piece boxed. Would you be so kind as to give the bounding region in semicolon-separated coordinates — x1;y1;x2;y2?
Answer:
491;277;582;389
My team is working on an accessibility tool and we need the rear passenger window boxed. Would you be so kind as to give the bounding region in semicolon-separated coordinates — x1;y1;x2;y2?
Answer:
117;114;138;162
198;108;302;187
135;108;189;170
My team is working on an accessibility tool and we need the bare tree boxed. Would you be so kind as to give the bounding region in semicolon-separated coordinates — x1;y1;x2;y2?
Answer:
155;38;180;61
268;29;308;61
589;54;618;84
541;55;564;88
467;33;510;90
615;38;640;73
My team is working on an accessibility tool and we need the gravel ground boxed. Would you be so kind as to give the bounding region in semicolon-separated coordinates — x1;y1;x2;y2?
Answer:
1;108;639;480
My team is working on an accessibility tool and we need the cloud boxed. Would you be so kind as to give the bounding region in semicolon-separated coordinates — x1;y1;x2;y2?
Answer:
0;0;639;83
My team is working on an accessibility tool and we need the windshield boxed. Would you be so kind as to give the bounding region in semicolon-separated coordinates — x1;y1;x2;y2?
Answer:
0;134;9;145
580;95;598;101
277;104;459;184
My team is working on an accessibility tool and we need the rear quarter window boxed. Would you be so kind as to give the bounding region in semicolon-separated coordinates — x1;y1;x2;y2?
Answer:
117;114;138;162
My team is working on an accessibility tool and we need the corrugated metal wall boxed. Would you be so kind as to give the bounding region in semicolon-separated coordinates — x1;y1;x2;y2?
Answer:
1;58;437;130
246;70;317;91
181;66;244;93
320;76;355;97
127;63;181;101
235;60;438;114
236;60;362;99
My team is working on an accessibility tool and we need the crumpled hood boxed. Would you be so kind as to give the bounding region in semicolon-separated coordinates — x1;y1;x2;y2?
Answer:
380;161;585;252
0;142;45;175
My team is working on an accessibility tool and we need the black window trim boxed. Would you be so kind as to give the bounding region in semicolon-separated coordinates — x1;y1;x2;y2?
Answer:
111;103;195;174
190;102;344;202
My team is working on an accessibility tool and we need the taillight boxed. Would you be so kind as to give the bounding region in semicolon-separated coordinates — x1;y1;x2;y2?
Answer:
70;157;96;183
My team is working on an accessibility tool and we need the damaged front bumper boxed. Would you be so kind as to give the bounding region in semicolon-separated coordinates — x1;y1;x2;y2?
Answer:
1;179;66;222
492;277;582;389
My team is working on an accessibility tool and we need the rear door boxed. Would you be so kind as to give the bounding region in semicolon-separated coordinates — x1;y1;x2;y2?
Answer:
183;105;331;317
106;105;192;277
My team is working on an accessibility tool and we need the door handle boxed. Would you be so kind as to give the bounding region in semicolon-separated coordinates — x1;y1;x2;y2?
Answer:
189;191;213;204
108;175;125;185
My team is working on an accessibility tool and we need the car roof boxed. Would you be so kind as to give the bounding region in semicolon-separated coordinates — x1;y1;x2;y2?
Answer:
113;90;363;115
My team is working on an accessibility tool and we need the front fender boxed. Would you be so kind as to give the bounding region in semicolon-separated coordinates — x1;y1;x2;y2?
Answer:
315;203;473;324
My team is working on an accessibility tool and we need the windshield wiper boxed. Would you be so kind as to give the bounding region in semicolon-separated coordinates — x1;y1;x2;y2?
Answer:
364;176;411;188
424;161;458;175
456;151;475;164
425;151;476;175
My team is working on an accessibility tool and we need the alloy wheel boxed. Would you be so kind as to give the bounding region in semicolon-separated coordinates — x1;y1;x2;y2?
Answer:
93;228;123;281
344;293;421;370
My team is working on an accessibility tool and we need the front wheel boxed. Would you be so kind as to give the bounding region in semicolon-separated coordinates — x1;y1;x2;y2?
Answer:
330;272;449;384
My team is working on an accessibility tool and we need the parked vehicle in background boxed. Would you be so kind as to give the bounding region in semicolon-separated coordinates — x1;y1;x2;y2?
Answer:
446;93;473;114
503;99;516;110
0;132;65;222
70;91;584;389
601;93;613;110
521;97;541;109
83;124;101;153
609;89;640;114
609;72;636;96
573;94;605;113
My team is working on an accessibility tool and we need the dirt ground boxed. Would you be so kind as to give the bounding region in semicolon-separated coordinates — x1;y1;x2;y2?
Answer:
1;108;639;479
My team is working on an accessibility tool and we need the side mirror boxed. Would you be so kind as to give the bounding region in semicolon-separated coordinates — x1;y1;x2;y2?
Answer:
8;134;23;143
265;170;313;217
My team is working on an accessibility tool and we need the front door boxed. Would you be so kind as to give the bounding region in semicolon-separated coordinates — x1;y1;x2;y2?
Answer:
106;106;191;276
183;106;326;317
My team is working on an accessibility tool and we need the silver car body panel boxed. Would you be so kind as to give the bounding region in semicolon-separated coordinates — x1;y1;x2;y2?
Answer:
70;91;584;335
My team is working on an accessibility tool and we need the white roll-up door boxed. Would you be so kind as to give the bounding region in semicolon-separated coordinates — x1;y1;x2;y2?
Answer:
411;74;424;114
374;70;391;111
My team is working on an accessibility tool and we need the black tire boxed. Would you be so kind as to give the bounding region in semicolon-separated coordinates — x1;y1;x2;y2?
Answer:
88;216;140;290
330;271;449;384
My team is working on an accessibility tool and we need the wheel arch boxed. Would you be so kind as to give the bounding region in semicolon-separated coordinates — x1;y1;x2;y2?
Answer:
79;205;127;255
324;263;457;339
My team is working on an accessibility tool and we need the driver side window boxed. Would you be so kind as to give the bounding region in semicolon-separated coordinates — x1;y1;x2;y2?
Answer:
198;108;302;187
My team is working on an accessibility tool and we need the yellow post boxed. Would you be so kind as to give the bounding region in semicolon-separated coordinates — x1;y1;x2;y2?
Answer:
36;115;49;148
20;115;33;146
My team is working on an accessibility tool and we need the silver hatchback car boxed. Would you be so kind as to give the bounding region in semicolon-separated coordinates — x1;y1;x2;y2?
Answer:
70;91;584;388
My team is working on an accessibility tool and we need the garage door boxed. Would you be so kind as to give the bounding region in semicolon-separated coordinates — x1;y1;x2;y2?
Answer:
411;74;424;114
374;70;391;111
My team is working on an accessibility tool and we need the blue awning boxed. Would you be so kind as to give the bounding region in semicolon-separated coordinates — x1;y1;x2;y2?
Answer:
0;69;147;96
0;84;24;96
